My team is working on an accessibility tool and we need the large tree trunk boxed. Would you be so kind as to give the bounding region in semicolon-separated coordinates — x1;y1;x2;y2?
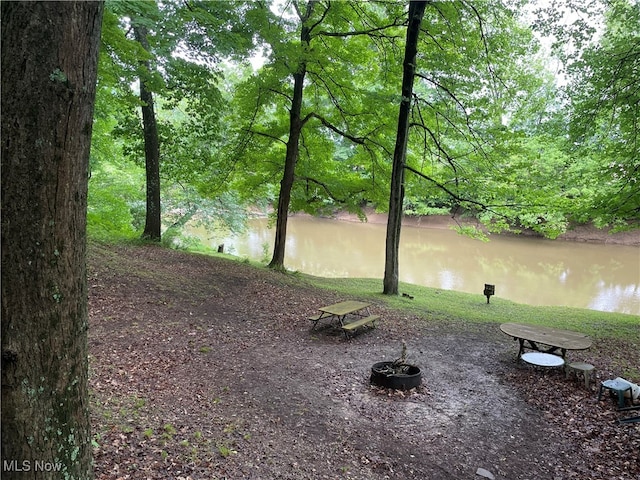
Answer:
268;5;315;269
1;1;103;478
383;1;426;295
134;24;162;242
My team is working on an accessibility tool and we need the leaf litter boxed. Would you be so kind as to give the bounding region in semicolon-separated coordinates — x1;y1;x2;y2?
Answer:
88;243;639;479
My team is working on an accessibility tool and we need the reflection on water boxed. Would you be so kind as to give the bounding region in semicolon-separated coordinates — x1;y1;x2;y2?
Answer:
194;216;640;315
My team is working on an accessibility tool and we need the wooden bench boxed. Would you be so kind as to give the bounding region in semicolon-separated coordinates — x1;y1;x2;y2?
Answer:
341;315;379;339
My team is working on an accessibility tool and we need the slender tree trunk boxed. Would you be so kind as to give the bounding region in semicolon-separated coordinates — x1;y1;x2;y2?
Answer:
268;6;314;269
268;70;305;269
1;1;103;478
383;1;426;295
134;24;162;242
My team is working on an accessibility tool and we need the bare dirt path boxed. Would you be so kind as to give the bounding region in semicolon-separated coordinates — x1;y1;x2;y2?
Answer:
88;243;639;480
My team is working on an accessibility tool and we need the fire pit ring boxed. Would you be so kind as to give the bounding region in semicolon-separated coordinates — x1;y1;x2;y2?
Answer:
370;361;422;390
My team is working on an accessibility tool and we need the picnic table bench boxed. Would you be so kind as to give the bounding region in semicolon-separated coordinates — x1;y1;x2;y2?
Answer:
341;315;380;338
309;300;378;338
500;322;592;360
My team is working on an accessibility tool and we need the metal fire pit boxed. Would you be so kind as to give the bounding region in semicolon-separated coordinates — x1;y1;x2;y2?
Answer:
370;361;422;390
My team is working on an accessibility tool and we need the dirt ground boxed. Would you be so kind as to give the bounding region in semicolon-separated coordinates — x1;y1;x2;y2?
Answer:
88;240;639;480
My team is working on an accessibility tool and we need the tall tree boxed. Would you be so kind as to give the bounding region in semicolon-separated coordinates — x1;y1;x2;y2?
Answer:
1;2;104;478
232;0;405;270
526;0;639;230
133;21;162;241
382;1;551;293
564;0;640;228
268;1;315;269
97;0;258;241
383;0;426;295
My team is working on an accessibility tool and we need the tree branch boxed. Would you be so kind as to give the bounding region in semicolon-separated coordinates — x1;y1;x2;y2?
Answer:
317;21;406;38
243;127;288;146
308;112;366;144
266;87;293;104
462;0;509;91
296;174;366;204
307;1;331;35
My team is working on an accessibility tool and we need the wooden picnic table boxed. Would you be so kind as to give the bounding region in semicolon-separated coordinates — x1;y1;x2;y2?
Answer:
500;322;592;359
310;300;379;339
310;300;371;329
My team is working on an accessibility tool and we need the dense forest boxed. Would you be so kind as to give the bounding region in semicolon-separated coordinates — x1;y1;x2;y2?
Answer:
90;0;639;257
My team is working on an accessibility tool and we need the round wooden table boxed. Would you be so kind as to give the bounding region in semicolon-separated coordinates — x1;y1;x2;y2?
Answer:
521;352;565;367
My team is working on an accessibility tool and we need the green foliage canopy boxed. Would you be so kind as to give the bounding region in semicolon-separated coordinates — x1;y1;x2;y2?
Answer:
88;0;639;245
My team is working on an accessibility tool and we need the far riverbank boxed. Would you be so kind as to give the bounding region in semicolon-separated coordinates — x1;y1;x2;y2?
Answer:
328;209;640;246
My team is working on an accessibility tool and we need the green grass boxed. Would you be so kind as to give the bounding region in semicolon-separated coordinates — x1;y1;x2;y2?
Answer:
297;273;639;381
164;238;639;342
89;237;638;344
300;275;639;341
87;238;640;362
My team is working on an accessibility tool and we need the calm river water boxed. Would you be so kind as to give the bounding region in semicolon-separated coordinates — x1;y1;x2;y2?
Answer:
202;216;639;315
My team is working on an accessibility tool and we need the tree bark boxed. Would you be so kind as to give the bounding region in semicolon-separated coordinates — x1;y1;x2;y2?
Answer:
268;3;315;269
383;1;426;295
268;69;305;269
1;1;103;478
134;24;162;242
